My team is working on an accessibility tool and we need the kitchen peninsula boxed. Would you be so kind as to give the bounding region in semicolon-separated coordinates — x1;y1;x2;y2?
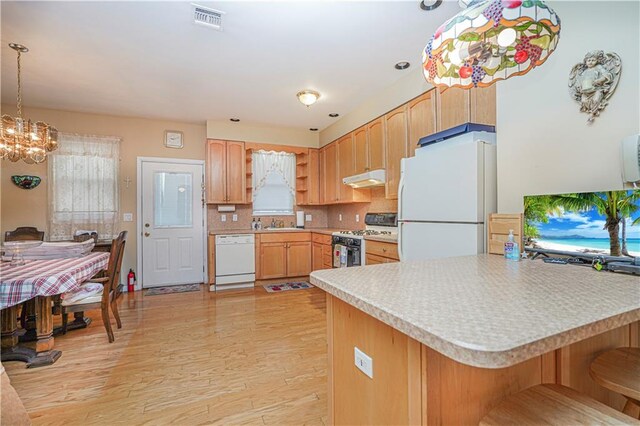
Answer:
310;254;640;425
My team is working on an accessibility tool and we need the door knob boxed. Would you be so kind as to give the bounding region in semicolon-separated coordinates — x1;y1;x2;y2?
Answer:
144;232;150;237
145;223;150;228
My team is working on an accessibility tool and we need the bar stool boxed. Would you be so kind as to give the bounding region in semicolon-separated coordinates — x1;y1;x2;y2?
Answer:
480;384;640;425
590;347;640;419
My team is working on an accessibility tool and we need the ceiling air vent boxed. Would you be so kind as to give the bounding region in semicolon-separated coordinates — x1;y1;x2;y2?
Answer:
192;4;225;30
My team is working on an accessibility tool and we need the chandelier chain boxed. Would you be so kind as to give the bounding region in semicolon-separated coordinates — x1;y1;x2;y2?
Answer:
16;50;22;118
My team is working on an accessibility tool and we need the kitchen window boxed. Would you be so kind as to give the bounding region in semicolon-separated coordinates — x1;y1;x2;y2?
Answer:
252;150;296;216
48;133;121;240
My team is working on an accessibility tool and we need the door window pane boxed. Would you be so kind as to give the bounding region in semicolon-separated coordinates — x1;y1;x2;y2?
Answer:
154;172;193;228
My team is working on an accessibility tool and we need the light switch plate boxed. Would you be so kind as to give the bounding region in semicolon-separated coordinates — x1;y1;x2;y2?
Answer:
355;214;360;222
123;213;133;222
354;347;373;379
232;214;238;222
305;214;312;222
339;214;342;222
221;214;227;222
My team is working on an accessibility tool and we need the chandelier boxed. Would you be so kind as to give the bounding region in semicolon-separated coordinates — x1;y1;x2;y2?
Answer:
423;0;561;89
1;43;58;164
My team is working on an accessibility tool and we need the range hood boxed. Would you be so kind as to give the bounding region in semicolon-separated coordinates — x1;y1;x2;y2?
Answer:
343;169;386;188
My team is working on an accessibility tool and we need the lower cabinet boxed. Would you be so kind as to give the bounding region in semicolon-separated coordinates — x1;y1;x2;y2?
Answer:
365;240;399;264
258;233;312;279
312;233;333;271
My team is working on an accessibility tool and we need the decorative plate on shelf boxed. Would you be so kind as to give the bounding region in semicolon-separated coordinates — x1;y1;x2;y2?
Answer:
11;175;41;190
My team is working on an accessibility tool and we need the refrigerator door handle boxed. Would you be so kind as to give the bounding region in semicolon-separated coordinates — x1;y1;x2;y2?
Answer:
398;222;404;262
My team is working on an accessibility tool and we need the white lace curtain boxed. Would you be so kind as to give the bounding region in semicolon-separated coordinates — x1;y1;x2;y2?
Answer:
48;133;121;241
252;150;296;198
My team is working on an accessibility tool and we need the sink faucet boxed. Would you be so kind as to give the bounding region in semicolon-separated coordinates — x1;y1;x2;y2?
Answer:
271;218;276;228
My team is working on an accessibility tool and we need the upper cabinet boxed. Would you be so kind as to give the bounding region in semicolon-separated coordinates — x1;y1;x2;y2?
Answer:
436;86;496;131
206;139;247;204
384;105;408;200
407;91;437;158
353;118;385;175
337;134;354;202
368;118;385;171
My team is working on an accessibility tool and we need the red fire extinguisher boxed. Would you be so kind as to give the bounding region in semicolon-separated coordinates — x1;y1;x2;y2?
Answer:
127;269;135;293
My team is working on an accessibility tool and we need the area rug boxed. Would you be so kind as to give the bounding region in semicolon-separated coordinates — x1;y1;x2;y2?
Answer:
264;282;314;293
145;283;202;296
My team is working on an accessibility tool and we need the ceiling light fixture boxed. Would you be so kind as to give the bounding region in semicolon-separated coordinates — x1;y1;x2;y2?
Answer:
422;0;561;89
230;118;240;122
296;90;320;107
328;113;339;118
309;128;318;132
1;43;58;164
395;61;411;70
419;0;443;11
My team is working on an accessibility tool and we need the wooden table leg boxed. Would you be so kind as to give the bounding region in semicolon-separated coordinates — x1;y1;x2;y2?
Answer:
22;297;61;368
1;305;36;363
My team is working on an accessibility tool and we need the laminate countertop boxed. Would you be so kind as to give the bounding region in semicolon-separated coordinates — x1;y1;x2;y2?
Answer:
309;254;640;369
364;234;398;243
209;228;341;236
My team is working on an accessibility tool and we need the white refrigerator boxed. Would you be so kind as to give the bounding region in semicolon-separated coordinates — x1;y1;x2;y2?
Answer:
397;131;496;262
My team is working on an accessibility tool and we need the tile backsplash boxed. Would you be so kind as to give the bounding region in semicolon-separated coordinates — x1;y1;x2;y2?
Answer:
208;205;328;231
209;188;396;231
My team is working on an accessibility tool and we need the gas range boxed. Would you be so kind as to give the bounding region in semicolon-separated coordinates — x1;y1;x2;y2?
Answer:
332;213;397;267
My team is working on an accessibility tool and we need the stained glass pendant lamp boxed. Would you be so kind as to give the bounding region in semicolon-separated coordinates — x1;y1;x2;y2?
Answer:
423;0;561;89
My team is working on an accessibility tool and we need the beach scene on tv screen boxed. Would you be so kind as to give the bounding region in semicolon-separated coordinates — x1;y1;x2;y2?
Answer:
524;190;640;257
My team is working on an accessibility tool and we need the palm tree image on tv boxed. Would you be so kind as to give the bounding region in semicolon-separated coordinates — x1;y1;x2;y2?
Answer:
524;190;640;257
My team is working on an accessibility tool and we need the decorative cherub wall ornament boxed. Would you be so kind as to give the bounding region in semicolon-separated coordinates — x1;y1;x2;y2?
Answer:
569;50;622;123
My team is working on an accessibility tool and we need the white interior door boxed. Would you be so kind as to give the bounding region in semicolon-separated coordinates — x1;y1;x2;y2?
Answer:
140;159;205;288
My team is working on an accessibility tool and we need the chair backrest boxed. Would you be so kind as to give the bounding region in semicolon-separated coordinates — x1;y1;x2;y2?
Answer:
101;231;128;303
4;227;45;242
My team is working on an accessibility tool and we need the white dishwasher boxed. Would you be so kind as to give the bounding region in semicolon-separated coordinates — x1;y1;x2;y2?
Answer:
214;234;255;291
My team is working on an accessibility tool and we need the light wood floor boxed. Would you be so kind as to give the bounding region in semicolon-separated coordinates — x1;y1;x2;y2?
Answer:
4;286;328;425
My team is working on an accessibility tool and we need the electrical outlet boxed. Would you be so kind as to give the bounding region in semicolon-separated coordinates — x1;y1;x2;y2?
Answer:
232;214;238;222
355;214;360;223
339;214;342;222
123;213;133;222
221;214;227;222
354;347;373;379
305;214;312;222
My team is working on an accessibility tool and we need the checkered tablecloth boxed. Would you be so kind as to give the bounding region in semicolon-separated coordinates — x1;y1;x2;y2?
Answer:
0;252;110;309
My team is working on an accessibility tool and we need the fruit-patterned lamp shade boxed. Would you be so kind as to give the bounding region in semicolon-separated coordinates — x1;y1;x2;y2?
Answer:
423;0;560;89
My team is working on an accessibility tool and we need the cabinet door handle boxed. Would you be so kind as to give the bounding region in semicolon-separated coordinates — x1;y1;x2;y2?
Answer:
382;248;387;252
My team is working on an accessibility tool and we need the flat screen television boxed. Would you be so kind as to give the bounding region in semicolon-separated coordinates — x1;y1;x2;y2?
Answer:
523;190;640;258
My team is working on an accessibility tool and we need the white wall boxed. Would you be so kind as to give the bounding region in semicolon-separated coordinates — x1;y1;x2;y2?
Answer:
207;120;319;148
497;0;640;212
320;68;433;146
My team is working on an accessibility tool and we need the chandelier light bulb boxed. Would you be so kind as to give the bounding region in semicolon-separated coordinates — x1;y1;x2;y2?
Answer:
497;27;517;48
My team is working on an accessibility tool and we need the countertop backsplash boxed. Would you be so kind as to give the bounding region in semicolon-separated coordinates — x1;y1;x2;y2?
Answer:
208;205;328;231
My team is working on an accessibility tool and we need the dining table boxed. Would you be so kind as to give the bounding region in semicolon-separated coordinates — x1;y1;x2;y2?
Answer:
0;252;109;368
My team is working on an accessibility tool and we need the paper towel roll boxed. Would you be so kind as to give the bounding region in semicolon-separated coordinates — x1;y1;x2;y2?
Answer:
296;211;305;228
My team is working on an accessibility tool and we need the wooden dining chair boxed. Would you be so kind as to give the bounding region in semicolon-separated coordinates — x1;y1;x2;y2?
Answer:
60;231;127;342
4;226;45;242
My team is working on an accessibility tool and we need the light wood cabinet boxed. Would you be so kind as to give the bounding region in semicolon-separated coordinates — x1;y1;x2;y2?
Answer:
384;105;408;200
206;139;246;204
353;126;368;175
368;118;385;170
321;143;338;204
258;233;312;279
354;118;385;174
436;86;496;131
312;233;333;270
337;134;355;202
365;240;399;262
407;91;437;158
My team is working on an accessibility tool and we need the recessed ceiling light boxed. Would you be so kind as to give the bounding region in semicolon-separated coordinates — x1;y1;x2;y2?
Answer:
395;61;411;70
230;118;240;122
309;128;318;132
419;0;442;11
328;113;339;118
